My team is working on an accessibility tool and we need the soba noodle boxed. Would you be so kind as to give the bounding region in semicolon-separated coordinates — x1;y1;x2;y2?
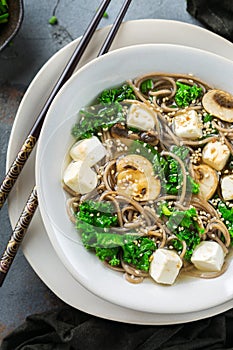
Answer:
62;72;233;286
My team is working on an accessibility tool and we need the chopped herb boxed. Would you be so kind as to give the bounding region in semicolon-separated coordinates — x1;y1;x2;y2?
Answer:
160;203;172;216
140;79;153;94
175;82;203;107
98;84;136;104
203;113;213;123
49;16;58;25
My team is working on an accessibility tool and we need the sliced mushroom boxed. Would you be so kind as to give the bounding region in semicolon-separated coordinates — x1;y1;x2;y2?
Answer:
193;164;218;200
140;130;159;145
110;123;139;140
202;89;233;123
116;154;161;201
110;123;129;138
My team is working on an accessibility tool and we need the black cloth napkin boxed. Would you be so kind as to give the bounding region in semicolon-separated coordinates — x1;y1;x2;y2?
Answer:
2;2;233;350
1;306;233;350
187;0;233;42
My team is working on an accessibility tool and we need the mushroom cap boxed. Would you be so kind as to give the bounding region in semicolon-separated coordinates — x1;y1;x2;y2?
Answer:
202;89;233;123
193;164;218;200
116;154;161;201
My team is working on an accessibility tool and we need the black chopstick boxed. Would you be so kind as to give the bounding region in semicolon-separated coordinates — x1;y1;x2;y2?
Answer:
98;0;132;56
0;0;132;287
0;0;111;211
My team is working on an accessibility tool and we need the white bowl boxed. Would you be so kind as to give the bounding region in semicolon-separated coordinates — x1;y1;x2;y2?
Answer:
36;44;233;313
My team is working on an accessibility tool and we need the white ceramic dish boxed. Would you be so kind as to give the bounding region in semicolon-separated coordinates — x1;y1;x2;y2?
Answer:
7;19;233;324
36;43;233;314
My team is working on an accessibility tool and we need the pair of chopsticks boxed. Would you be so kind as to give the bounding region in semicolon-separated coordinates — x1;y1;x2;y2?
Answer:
0;0;132;286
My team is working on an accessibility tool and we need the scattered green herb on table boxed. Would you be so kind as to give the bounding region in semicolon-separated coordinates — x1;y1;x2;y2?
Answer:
0;0;9;24
49;16;58;25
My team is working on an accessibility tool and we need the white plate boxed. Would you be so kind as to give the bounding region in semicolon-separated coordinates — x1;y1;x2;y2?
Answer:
7;19;233;324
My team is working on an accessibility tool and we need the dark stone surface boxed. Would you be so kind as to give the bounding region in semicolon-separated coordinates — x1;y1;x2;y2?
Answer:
0;0;200;342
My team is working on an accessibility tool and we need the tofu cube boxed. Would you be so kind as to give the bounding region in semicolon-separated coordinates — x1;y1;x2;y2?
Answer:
221;174;233;201
63;160;97;194
70;136;107;167
173;110;203;139
191;241;225;272
149;248;182;285
202;140;230;171
127;103;155;130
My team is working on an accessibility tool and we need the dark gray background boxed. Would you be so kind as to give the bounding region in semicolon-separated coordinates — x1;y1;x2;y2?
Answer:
0;0;201;341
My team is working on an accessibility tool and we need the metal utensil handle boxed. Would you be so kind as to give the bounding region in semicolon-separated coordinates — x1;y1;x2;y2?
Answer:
0;187;38;286
0;135;37;209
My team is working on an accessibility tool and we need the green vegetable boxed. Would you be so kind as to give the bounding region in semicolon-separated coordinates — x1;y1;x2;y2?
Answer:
203;113;213;123
140;79;153;94
77;200;138;267
160;203;172;216
72;102;125;140
129;139;158;163
102;11;108;18
217;201;233;244
175;82;203;107
76;199;156;269
162;146;199;195
165;207;202;261
77;200;118;229
96;247;120;266
49;16;58;25
122;237;156;271
0;0;9;24
77;200;121;266
129;143;199;196
98;84;136;104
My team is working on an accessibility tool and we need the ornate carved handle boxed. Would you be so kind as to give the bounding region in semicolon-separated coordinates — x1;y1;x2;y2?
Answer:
0;186;38;286
0;135;37;209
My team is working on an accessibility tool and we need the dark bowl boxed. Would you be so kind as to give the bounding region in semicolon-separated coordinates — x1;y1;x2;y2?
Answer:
0;0;24;51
